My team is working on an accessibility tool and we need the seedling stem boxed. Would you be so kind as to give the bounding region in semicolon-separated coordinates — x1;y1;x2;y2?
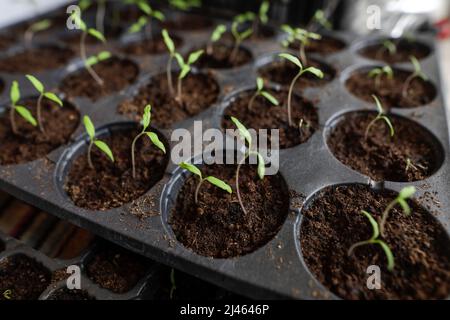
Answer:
364;95;395;140
402;56;428;99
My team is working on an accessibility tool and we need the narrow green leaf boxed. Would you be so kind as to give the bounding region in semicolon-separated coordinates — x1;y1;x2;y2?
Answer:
179;162;202;178
187;50;204;65
259;0;270;24
26;74;44;94
240;28;253;40
261;91;279;105
137;1;151;15
380;116;395;137
97;51;112;61
372;94;384;114
397;198;411;215
211;24;226;42
303;67;324;79
83;115;95;140
152;11;165;21
256;77;264;91
374;240;395;271
72;12;86;31
174;52;185;68
146;132;166;154
205;176;232;194
279;53;302;68
94;140;114;162
398;186;416;200
410;56;421;73
142;104;151;130
230;116;252;147
15;106;37;126
44;92;63;107
79;0;91;11
30;19;51;32
368;68;381;78
361;210;379;240
10;81;20;105
128;18;146;33
88;28;106;42
179;65;190;79
162;29;175;54
256;153;265;179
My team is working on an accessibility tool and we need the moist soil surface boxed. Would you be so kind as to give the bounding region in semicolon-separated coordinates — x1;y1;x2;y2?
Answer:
191;43;252;69
86;245;149;294
0;45;74;73
0;33;15;51
288;35;346;55
259;58;336;88
358;39;431;64
345;68;436;108
60;57;139;101
0;255;51;300
300;184;450;300
120;34;183;56
65;127;168;211
47;288;95;300
170;163;290;258
162;14;213;31
222;89;318;149
118;72;219;128
0;98;80;165
327;111;442;182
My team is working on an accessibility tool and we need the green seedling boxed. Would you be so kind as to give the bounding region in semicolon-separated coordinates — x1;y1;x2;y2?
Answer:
174;50;204;102
9;81;37;135
278;53;323;126
162;29;177;96
207;24;227;55
368;65;393;88
250;0;270;38
128;2;165;40
230;117;266;216
79;0;106;35
248;77;279;111
364;95;395;140
230;14;254;62
379;186;416;237
169;268;176;300
312;9;332;30
402;56;428;99
2;289;12;300
348;210;395;271
71;12;108;86
298;118;310;137
169;0;201;11
83;115;114;169
131;104;166;179
281;25;321;65
85;50;112;68
24;19;51;46
25;74;63;133
405;158;427;173
376;39;397;60
179;162;232;205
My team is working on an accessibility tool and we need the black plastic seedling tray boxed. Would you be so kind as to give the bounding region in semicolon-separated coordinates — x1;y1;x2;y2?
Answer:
0;6;449;299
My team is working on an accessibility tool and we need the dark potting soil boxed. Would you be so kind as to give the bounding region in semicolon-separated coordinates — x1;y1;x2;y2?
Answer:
358;39;431;64
0;33;15;51
259;58;336;88
288;35;346;55
65;127;169;211
118;72;219;128
47;288;95;300
86;246;149;294
345;68;436;109
0;98;80;165
120;34;183;56
60;57;139;101
191;43;252;69
0;255;51;300
162;14;213;31
0;45;74;73
0;78;3;95
170;163;290;258
300;184;450;300
222;89;318;149
326;111;442;182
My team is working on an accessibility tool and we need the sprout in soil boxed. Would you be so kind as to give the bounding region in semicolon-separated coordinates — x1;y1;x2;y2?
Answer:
405;158;427;173
131;104;166;179
127;2;165;41
248;77;279;111
169;0;201;11
376;39;397;60
162;29;177;96
298;118;310;137
402;56;428;99
311;9;332;30
207;24;227;55
79;0;106;35
347;210;395;271
24;19;51;47
169;268;176;300
25;74;63;133
9;81;37;135
364;94;395;140
281;25;321;65
230;117;266;216
379;186;416;237
2;289;12;300
71;11;108;86
249;0;270;38
83;115;114;169
278;53;323;127
179;162;232;205
174;50;204;103
229;14;254;63
368;65;393;88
